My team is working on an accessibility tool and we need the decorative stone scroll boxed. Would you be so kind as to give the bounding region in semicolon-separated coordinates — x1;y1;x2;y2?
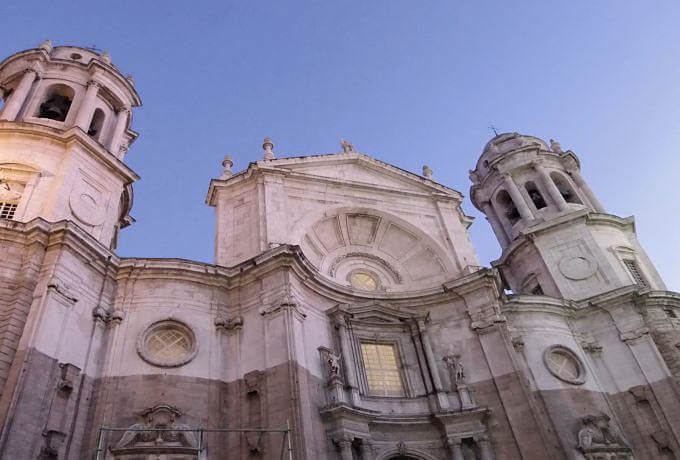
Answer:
214;314;243;333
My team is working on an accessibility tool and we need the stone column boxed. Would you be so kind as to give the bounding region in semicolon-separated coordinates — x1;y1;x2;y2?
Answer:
445;437;464;460
74;80;100;130
418;319;449;409
337;437;353;460
481;201;510;247
569;169;606;213
501;173;532;220
476;434;494;460
334;315;360;406
532;162;568;211
0;68;38;121
108;106;130;155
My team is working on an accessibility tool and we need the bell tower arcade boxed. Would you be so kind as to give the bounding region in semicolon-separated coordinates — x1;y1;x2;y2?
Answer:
0;40;141;247
470;132;665;300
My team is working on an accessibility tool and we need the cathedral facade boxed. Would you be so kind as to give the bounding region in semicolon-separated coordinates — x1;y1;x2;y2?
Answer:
0;42;679;460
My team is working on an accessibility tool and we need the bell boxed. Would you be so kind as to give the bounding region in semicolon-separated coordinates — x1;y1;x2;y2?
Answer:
38;95;71;121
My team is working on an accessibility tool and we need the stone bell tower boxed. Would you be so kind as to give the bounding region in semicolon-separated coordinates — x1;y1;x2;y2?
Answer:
0;40;141;247
469;132;665;300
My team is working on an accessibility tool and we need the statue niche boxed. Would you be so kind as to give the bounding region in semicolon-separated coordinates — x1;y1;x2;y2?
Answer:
109;404;199;460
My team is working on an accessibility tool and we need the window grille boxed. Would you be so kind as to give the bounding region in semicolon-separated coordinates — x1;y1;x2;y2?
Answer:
0;202;17;220
623;259;648;287
360;342;404;397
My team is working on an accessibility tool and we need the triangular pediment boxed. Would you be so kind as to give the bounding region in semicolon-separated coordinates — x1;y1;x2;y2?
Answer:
259;153;460;197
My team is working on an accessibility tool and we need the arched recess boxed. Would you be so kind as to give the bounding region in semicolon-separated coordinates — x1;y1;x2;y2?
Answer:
87;108;106;140
550;171;582;204
292;206;457;291
35;83;74;122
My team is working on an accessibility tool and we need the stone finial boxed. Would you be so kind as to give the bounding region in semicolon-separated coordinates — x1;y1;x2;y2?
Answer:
221;155;234;179
422;165;433;179
340;139;355;153
550;139;563;153
126;74;135;85
262;137;275;160
38;40;53;53
100;51;112;64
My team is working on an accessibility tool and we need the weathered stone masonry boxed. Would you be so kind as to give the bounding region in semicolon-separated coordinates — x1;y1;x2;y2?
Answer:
0;42;680;459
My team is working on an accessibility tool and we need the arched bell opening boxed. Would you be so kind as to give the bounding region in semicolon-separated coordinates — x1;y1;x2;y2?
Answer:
35;83;74;122
496;189;520;225
550;172;582;204
87;108;105;140
524;181;546;210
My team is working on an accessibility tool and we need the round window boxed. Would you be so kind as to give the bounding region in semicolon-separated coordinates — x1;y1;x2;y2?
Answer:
350;270;379;291
543;345;585;385
137;320;197;368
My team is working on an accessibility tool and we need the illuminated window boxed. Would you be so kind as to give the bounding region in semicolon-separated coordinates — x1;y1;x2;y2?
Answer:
350;270;378;291
360;342;404;397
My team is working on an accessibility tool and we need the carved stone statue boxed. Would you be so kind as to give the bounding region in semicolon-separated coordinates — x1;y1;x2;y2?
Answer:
578;414;630;457
340;139;355;153
443;354;465;385
327;351;341;376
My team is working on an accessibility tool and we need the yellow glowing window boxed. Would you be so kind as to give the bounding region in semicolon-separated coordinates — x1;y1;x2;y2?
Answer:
350;271;378;291
360;342;404;397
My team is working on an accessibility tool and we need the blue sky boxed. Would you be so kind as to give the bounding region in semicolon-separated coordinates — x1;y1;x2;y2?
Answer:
2;1;679;289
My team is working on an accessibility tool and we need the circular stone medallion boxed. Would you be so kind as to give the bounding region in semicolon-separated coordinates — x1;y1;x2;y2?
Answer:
558;255;598;280
69;191;105;226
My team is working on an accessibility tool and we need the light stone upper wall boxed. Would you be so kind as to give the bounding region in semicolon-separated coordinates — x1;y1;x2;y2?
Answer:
211;154;480;291
0;129;131;246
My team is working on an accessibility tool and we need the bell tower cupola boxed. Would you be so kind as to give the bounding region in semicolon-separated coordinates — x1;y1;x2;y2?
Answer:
470;132;665;300
0;41;142;248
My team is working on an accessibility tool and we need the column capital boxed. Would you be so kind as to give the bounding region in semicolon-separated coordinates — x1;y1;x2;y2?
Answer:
28;61;45;78
116;106;131;115
87;79;103;89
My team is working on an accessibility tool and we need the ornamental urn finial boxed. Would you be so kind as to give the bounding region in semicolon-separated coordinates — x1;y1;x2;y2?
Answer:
262;138;275;160
221;155;234;179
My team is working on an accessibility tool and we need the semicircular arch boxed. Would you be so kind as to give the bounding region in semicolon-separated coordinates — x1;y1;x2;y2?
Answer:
292;205;457;291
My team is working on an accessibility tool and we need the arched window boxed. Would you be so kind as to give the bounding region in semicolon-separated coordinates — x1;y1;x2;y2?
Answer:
36;84;74;122
550;172;581;204
524;181;546;209
88;108;105;140
496;189;520;224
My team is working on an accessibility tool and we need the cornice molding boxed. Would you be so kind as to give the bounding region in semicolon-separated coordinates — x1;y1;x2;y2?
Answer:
0;121;139;183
